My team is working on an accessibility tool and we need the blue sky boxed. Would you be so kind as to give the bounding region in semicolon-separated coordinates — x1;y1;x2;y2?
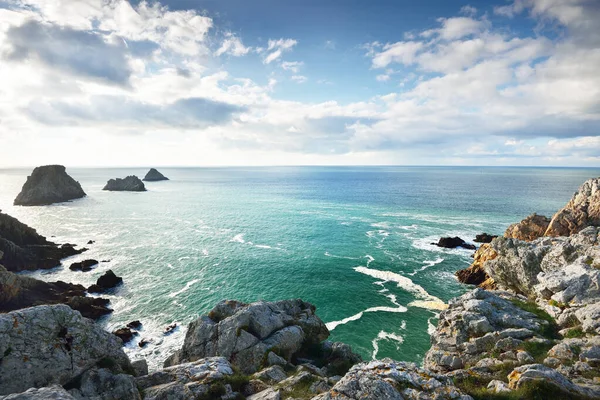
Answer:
0;0;598;166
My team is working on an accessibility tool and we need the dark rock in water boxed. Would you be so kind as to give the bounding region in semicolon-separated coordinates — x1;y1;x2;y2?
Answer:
88;270;123;293
103;176;146;192
113;327;137;344
139;338;151;348
474;233;497;243
69;259;98;272
87;240;95;244
143;168;169;181
504;213;551;241
127;320;142;330
14;165;86;206
433;236;476;250
0;265;112;320
164;323;177;335
0;211;86;272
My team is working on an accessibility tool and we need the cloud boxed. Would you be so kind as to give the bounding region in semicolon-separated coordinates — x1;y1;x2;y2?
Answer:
263;38;297;64
215;34;250;57
291;75;307;83
371;41;423;68
281;61;303;73
4;19;132;85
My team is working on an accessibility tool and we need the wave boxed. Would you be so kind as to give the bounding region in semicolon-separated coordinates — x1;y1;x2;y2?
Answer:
408;257;445;276
168;279;201;298
354;266;447;310
324;252;361;260
231;234;245;243
371;330;404;360
326;304;407;331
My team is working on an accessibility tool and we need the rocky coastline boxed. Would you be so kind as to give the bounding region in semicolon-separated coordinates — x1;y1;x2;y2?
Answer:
1;176;600;399
13;165;86;206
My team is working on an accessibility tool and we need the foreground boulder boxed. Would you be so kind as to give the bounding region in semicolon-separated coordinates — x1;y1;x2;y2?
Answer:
0;211;85;272
0;385;76;399
313;359;473;400
13;165;86;206
143;168;169;181
504;213;551;241
0;265;112;320
433;236;476;250
103;176;146;192
0;305;130;395
164;299;330;374
545;177;600;237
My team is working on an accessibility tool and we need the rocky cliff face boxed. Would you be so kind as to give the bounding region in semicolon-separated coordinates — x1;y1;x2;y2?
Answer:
504;213;551;241
143;168;169;181
0;211;85;272
103;176;146;192
545;177;600;237
13;165;86;206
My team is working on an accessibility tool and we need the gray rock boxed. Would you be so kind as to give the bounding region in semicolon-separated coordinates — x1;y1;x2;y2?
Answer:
0;385;75;399
267;351;287;367
71;368;141;400
164;299;329;374
247;388;281;400
545;177;600;237
143;168;169;182
131;359;149;377
508;364;600;398
487;380;511;393
14;165;86;206
253;365;287;383
0;305;130;396
103;176;146;192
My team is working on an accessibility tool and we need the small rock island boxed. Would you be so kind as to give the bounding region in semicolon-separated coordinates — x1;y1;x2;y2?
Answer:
13;165;86;206
103;176;146;192
143;168;169;181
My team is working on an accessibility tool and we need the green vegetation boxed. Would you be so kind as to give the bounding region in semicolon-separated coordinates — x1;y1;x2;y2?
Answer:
221;372;251;393
522;341;554;363
548;299;569;309
510;299;560;339
278;375;318;400
563;327;586;338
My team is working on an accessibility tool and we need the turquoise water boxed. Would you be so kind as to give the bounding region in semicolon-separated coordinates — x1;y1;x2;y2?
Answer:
0;166;598;370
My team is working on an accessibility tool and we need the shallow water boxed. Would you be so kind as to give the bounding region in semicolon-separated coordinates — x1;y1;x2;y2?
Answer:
1;166;598;370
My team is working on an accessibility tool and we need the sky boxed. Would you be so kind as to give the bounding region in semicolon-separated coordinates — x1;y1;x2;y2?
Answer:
0;0;599;167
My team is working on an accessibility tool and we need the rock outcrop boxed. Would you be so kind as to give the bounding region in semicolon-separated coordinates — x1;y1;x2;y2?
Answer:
13;165;86;206
545;177;600;237
433;236;476;250
504;213;551;241
475;233;497;243
143;168;169;181
0;305;130;396
164;299;332;374
0;265;112;320
0;211;85;272
69;259;98;272
102;176;146;192
456;243;497;288
88;270;123;293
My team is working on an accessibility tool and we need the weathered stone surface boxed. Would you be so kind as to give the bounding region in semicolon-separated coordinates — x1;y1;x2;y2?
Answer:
131;359;148;377
0;211;85;272
102;176;146;192
69;368;141;400
69;259;98;272
504;213;551;241
456;243;497;287
247;388;281;400
313;359;472;400
143;168;169;181
545;177;600;237
508;364;600;398
475;233;498;243
253;365;287;383
88;270;123;293
0;265;112;320
433;236;476;250
0;305;130;395
14;165;86;206
113;327;137;344
164;299;329;374
0;385;75;399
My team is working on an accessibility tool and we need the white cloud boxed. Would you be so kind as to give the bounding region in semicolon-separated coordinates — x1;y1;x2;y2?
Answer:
291;75;307;83
376;74;390;82
281;61;303;73
215;34;250;57
371;41;423;68
263;38;297;64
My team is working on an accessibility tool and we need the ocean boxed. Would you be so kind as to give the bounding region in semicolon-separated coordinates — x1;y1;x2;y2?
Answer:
1;166;598;370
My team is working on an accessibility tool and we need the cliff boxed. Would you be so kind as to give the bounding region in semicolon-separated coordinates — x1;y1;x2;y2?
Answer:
13;165;86;206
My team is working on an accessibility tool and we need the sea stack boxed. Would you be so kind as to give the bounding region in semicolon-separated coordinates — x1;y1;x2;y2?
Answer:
13;165;86;206
103;176;146;192
143;168;169;181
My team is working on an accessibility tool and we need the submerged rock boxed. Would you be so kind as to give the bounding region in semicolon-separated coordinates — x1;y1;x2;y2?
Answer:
113;327;137;345
69;259;98;272
143;168;169;181
102;176;146;192
0;211;85;272
504;213;551;241
88;270;123;293
545;177;600;237
0;305;130;396
13;165;86;206
433;236;476;250
164;299;330;374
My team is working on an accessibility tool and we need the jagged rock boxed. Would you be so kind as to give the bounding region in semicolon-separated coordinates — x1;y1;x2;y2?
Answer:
424;288;550;373
312;359;473;400
0;305;130;395
69;368;141;400
113;327;137;344
508;364;600;398
319;341;363;376
456;243;497;287
143;168;169;181
13;165;86;206
131;359;148;377
0;211;85;272
0;265;111;320
487;380;511;393
88;270;123;293
164;323;177;335
253;365;287;383
164;299;329;374
0;385;76;399
504;213;551;241
545;177;600;237
475;233;497;243
247;388;280;400
136;357;234;399
127;320;142;330
102;176;146;192
69;259;98;272
433;236;476;250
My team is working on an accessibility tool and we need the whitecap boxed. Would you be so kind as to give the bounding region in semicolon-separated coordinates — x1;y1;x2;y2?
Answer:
231;234;245;243
371;330;404;359
408;257;445;276
168;279;201;298
324;252;361;260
